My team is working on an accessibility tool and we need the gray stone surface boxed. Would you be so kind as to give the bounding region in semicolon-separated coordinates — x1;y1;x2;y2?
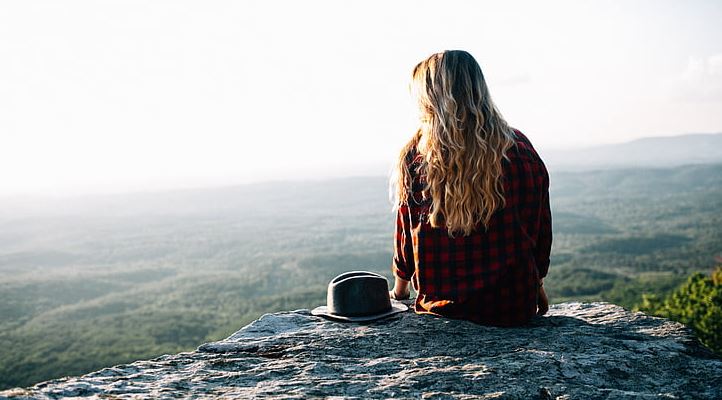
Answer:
2;302;721;399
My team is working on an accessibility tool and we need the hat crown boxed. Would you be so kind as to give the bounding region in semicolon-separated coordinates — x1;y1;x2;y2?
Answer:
327;271;392;317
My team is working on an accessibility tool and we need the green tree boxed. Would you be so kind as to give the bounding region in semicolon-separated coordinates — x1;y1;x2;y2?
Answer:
640;266;722;355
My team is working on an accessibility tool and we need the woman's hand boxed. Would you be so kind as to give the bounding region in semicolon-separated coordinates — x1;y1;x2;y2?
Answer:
537;283;549;316
390;276;411;300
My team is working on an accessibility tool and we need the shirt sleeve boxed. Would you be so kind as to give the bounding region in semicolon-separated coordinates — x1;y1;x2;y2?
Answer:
535;167;552;279
392;203;414;281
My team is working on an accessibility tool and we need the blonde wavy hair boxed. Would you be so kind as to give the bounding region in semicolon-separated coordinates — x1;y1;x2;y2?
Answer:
394;50;517;237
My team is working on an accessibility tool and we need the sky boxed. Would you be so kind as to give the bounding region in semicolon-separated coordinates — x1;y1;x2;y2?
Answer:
1;0;722;196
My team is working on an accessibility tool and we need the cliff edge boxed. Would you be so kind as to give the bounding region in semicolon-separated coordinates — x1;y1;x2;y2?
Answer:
2;302;721;399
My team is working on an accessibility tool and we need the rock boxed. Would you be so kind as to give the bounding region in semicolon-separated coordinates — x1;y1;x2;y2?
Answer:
2;302;721;399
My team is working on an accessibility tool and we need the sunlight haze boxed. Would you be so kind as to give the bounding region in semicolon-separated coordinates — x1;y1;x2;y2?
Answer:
2;0;721;195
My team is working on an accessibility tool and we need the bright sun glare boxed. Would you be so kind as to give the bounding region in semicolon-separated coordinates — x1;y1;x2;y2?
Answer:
1;0;722;196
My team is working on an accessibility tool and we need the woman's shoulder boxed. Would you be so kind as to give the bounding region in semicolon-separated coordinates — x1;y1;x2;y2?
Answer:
401;146;429;206
403;145;425;176
510;127;533;150
508;127;545;165
405;140;424;160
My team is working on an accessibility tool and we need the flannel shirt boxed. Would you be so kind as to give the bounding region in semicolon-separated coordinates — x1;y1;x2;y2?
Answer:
392;129;552;326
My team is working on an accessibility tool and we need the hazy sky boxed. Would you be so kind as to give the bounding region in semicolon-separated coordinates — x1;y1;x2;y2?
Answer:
2;0;722;195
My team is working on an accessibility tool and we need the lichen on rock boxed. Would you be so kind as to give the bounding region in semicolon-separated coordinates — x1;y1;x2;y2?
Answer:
3;302;721;399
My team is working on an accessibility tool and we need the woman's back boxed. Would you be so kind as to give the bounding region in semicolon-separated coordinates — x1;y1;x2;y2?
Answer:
392;128;551;326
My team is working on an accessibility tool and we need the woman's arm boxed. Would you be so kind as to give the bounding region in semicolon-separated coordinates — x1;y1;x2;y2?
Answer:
390;276;410;300
537;282;548;315
391;203;414;299
535;166;552;280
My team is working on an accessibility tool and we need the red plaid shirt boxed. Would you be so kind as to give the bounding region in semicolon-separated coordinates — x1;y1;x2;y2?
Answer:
392;129;552;326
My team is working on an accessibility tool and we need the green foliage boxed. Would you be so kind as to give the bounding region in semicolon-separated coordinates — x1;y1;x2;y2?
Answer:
546;267;619;297
583;234;691;255
639;267;722;355
552;212;619;235
600;273;685;309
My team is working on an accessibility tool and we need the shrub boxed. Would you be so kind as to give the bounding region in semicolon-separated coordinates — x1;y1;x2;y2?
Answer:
640;266;722;355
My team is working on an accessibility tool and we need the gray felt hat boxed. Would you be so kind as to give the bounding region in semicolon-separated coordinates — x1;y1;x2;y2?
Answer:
311;271;408;322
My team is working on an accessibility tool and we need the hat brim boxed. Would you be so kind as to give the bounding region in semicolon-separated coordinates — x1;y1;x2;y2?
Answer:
311;300;408;322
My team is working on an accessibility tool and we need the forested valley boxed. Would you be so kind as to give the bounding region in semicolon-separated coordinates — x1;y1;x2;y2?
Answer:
1;162;721;389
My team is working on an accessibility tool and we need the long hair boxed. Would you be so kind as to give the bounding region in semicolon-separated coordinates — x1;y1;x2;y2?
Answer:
393;50;516;237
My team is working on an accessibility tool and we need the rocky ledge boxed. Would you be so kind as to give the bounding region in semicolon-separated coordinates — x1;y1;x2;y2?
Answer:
2;302;721;399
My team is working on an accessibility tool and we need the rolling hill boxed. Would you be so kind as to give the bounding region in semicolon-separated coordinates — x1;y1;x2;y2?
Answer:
543;132;722;170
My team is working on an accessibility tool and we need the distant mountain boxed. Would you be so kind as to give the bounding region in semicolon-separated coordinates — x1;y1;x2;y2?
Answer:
542;133;722;170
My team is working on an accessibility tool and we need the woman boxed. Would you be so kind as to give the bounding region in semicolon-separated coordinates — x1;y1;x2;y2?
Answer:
390;50;552;326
